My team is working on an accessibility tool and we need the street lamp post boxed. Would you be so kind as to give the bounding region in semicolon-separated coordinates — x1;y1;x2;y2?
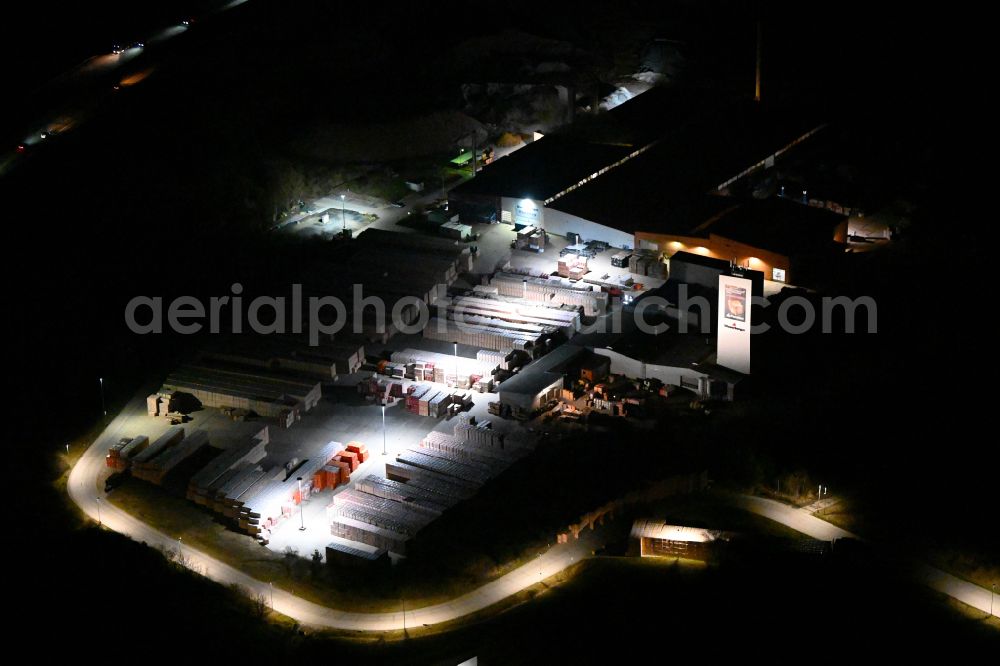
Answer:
99;377;106;417
453;341;459;389
381;403;387;456
297;477;306;531
95;497;102;525
65;443;70;455
340;194;346;234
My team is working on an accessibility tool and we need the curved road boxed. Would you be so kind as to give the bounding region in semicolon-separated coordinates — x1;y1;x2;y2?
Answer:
727;493;998;617
68;396;998;631
68;394;597;631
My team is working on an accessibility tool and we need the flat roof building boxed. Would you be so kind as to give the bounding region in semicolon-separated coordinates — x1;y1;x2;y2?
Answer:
497;344;589;415
450;86;842;285
161;365;321;426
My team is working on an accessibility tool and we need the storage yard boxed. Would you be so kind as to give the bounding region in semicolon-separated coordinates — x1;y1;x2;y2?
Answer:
109;328;538;562
101;214;745;565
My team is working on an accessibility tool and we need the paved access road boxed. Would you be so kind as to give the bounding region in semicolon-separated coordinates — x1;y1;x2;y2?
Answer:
726;493;998;617
68;399;997;631
67;394;597;631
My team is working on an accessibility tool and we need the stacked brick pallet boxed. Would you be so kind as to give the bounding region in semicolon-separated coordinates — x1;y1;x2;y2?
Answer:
628;250;667;279
395;449;493;486
346;442;369;463
105;435;149;470
491;272;607;316
421;431;518;465
390;348;493;388
415;445;496;476
329;489;430;535
406;384;459;417
133;430;210;485
186;427;270;503
476;349;512;372
446;295;581;337
384;460;477;499
214;465;269;515
238;441;345;542
354;475;448;517
423;317;538;352
325;540;388;566
132;426;185;467
312;443;364;492
330;515;409;555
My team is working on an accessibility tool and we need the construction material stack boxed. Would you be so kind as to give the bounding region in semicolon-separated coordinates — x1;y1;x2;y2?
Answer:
133;430;210;485
491;272;607;316
160;365;321;427
240;441;345;542
423;317;540;352
354;475;448;517
106;435;149;470
628;249;667;279
346;442;369;463
185;426;270;504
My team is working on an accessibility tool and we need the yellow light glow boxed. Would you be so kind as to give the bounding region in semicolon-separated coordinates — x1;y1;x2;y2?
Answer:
120;68;153;87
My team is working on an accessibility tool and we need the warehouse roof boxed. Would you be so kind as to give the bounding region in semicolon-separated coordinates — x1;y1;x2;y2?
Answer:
451;135;635;200
498;344;588;397
548;101;823;235
668;249;734;272
163;365;318;405
705;197;847;256
631;519;721;543
451;86;733;202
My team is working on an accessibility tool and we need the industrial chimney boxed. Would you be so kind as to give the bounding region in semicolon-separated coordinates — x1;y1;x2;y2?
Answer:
754;20;762;103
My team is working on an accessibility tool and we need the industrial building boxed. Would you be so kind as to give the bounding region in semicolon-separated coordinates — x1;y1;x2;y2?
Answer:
496;344;600;416
450;86;844;286
160;364;322;427
630;197;847;287
594;342;744;402
666;250;765;299
630;519;728;560
199;336;366;381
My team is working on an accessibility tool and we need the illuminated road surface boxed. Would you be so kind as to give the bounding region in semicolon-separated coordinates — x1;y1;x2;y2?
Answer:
4;1;249;174
726;493;999;617
68;394;597;631
68;396;998;631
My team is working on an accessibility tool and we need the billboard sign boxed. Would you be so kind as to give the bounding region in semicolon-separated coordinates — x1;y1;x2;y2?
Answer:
717;274;751;374
514;198;540;224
